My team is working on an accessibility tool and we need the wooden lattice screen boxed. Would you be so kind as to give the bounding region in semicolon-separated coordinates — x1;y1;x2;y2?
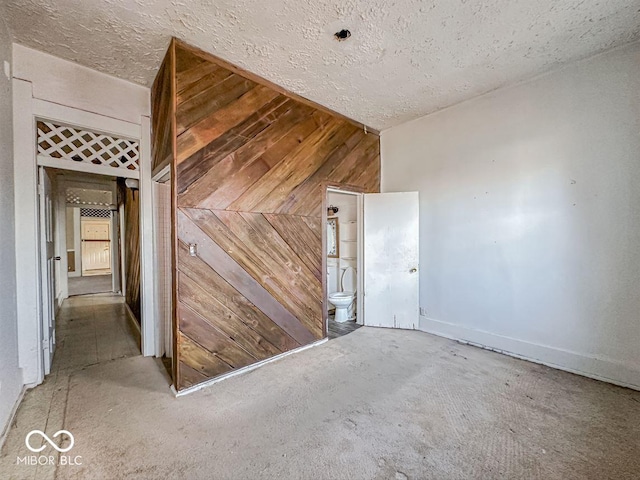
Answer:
37;121;139;171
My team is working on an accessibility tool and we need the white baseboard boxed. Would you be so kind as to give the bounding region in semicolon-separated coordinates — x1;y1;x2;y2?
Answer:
0;385;26;450
419;316;640;391
124;302;142;348
174;338;328;397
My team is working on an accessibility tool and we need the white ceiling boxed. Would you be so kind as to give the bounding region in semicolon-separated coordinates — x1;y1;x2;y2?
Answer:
3;0;639;130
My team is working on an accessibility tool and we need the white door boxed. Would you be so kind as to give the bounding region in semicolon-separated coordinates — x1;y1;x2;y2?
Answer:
81;219;111;274
363;192;419;329
39;167;56;374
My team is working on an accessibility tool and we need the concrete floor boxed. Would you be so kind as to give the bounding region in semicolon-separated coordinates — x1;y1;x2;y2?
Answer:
1;304;639;479
67;275;113;297
54;295;139;370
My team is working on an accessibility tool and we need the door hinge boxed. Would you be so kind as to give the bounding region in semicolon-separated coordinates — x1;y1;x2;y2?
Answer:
42;339;50;351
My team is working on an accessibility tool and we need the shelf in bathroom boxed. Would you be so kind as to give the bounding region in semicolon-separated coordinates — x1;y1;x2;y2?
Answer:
341;257;357;260
341;239;356;242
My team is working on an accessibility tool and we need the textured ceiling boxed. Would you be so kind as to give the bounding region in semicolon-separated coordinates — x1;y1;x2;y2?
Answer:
3;0;640;130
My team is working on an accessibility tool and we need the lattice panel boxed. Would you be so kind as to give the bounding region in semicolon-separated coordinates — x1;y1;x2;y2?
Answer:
37;121;139;171
66;188;113;206
80;208;111;218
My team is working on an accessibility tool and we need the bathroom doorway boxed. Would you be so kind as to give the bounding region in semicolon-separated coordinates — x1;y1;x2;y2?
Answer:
325;187;364;339
323;187;420;336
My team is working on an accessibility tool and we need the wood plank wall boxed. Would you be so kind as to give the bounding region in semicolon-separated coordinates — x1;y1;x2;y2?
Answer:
119;180;141;321
153;39;381;390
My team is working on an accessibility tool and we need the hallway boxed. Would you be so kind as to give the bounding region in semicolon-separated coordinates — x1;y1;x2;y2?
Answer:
54;295;139;371
0;295;143;479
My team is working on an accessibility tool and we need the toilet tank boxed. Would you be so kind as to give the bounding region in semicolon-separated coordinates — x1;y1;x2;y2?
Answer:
327;261;339;298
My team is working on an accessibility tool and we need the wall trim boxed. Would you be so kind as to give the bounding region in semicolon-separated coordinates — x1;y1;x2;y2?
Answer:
0;385;26;450
124;301;142;348
174;338;328;397
32;98;141;139
138;116;156;357
419;316;640;391
13;77;42;386
38;155;140;179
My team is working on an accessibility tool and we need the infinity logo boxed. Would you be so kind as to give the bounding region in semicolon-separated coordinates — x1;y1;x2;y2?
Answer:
25;430;75;453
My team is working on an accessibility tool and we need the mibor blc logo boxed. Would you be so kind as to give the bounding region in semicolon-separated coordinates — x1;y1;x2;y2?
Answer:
17;430;82;466
26;430;74;453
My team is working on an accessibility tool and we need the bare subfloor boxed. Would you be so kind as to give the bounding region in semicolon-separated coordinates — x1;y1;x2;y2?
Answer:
1;307;639;479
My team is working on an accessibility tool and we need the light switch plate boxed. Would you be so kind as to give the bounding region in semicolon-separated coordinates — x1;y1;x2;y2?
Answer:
3;60;10;80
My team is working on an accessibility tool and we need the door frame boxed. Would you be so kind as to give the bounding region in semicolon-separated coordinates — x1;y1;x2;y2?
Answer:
80;216;113;276
323;184;366;337
38;167;56;375
60;174;119;289
13;82;157;386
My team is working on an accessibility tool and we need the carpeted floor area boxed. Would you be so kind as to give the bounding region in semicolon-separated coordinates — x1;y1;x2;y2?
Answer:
68;274;113;296
1;319;639;479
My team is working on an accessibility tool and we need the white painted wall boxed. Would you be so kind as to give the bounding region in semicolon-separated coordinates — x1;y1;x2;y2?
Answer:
13;44;149;124
381;41;640;389
0;17;23;440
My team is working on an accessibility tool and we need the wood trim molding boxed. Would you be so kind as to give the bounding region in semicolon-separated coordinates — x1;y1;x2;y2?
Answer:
170;38;180;385
32;98;141;139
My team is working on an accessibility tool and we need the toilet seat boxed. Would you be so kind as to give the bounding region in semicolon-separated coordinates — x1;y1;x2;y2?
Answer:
329;291;354;299
341;266;357;294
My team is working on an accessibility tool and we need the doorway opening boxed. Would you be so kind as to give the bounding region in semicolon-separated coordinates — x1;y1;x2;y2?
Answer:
323;188;420;336
67;206;114;296
325;187;364;339
39;167;141;375
63;174;119;297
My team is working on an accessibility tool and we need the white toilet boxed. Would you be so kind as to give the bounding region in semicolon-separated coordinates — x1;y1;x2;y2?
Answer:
329;266;356;323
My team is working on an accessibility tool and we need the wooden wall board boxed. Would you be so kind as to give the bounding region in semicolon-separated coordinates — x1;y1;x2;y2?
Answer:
177;240;299;353
119;182;141;321
151;50;174;174
151;38;381;391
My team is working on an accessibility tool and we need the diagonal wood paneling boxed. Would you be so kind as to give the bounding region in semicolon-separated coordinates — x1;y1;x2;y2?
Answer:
177;240;299;353
178;209;317;344
151;49;174;174
152;38;381;390
119;181;141;321
263;214;322;282
176;95;291;195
